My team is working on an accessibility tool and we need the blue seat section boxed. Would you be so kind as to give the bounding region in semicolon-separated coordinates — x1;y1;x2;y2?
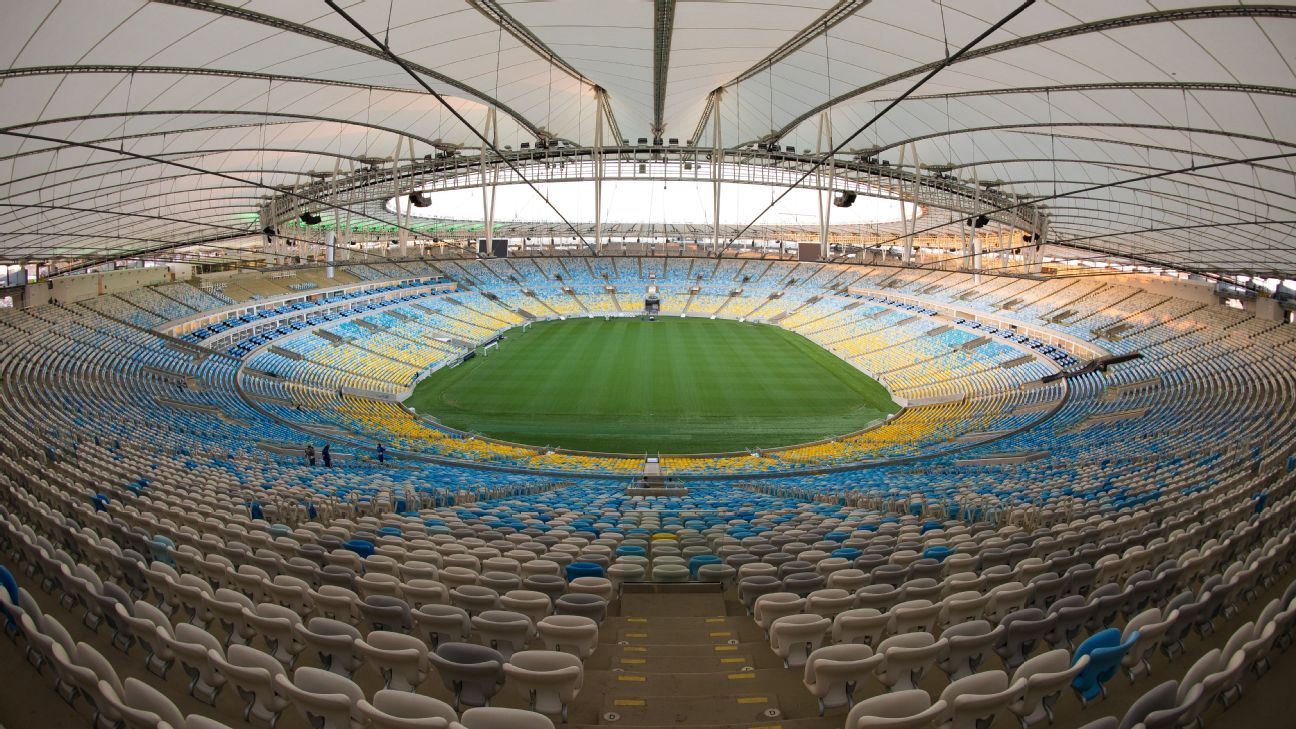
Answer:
1072;628;1139;703
565;562;605;581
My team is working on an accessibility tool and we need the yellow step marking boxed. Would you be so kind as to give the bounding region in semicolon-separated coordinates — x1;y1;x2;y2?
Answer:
713;645;738;652
709;631;732;637
613;698;645;707
719;657;745;664
619;658;646;665
705;617;725;623
625;632;649;638
623;646;647;652
736;696;769;704
727;673;755;680
627;617;648;623
617;674;646;682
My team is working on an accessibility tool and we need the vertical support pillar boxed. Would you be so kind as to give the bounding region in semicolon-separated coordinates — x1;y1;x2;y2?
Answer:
710;89;723;256
480;107;498;256
816;110;832;260
905;143;918;264
594;87;606;255
324;231;336;278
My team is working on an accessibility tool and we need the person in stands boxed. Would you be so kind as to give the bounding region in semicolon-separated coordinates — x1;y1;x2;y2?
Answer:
376;443;386;463
305;443;316;466
322;443;332;468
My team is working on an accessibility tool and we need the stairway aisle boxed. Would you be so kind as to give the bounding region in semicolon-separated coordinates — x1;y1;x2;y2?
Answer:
575;588;839;729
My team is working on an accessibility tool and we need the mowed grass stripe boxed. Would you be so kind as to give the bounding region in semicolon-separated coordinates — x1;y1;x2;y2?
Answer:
405;317;900;454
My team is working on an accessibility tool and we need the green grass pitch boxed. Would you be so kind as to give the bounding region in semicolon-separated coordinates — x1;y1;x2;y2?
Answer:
405;317;900;454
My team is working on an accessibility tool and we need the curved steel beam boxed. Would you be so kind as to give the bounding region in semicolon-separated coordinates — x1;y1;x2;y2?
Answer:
770;5;1296;141
868;121;1296;155
0;109;448;150
688;0;873;145
151;0;547;139
652;0;677;141
0;129;422;261
872;80;1296;104
0;64;424;96
467;0;623;143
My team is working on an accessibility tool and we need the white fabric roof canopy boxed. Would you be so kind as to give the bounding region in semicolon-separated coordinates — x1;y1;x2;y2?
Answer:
0;0;1292;275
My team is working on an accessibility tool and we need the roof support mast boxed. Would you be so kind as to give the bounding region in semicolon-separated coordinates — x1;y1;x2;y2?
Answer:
594;87;607;255
710;89;723;256
816;111;833;261
652;0;677;145
480;107;499;254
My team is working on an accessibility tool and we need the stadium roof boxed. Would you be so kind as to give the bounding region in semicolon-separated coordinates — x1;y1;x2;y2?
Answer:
1;1;1295;275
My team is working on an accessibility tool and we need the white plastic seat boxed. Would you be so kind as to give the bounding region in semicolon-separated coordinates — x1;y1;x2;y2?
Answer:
275;666;366;729
937;669;1024;729
844;689;949;729
356;630;431;691
769;613;830;667
833;608;892;648
309;585;361;624
402;579;450;609
890;599;942;635
472;609;534;660
875;632;947;692
161;622;227;704
414;603;473;649
295;617;365;677
802;643;884;715
97;676;186;729
242;602;305;668
459;706;555;729
201;588;256;646
754;592;805;634
357;690;458;729
500;590;553;625
806;588;856;618
937;619;1005;681
117;600;175;677
208;643;291;726
503;650;584;721
536;614;600;659
1008;649;1089;728
1122;607;1178;682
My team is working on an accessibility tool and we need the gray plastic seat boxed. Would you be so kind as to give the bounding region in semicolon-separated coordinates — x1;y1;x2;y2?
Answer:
995;608;1057;670
359;595;412;633
554;592;607;623
429;642;506;709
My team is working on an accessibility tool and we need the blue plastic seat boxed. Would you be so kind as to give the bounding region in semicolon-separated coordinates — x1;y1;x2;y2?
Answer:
688;555;721;577
344;539;376;559
566;562;604;581
616;545;646;558
922;545;952;563
1071;628;1139;705
0;566;18;631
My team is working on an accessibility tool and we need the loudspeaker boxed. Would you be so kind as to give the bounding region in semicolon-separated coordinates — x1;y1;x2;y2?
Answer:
299;212;322;225
833;190;857;208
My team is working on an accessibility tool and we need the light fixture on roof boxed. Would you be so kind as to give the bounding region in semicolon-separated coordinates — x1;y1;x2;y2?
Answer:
833;191;857;208
299;212;322;225
409;192;431;208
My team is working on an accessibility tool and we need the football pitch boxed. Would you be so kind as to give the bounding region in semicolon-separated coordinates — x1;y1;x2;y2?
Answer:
405;317;900;454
